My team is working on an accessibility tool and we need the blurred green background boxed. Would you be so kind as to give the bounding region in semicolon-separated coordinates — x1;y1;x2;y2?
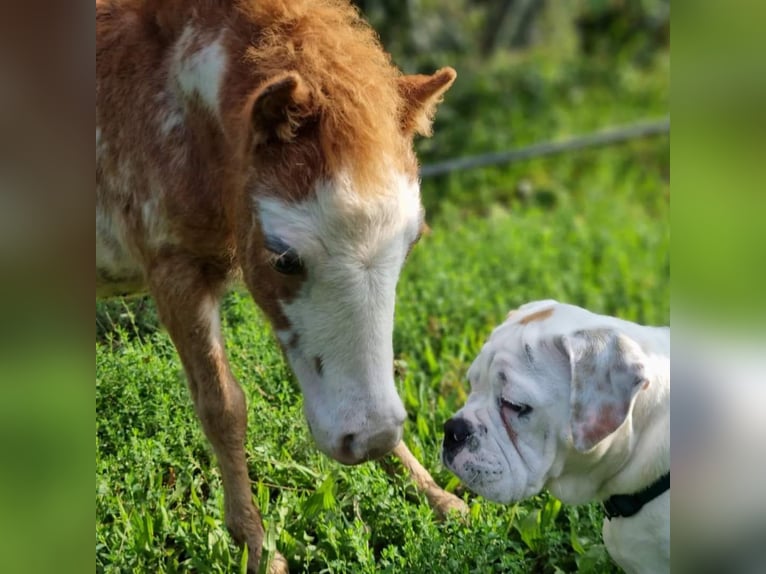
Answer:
96;1;669;572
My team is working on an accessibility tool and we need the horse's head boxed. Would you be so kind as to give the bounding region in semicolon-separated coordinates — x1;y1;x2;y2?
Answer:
236;67;455;464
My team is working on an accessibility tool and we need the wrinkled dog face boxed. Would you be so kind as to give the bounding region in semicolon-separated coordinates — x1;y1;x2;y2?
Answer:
442;300;652;503
442;304;571;502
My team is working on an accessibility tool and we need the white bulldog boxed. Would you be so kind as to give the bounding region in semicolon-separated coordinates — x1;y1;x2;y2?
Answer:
442;300;669;574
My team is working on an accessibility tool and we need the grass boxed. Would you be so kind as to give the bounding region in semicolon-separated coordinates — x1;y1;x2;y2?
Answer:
96;39;668;574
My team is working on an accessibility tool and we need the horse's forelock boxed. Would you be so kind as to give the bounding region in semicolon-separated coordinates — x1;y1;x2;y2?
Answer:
239;0;414;193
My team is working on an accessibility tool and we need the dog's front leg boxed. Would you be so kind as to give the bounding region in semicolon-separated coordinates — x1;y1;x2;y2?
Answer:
150;256;288;574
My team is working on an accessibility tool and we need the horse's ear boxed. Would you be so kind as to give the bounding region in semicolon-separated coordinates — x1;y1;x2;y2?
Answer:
251;72;313;144
398;67;456;137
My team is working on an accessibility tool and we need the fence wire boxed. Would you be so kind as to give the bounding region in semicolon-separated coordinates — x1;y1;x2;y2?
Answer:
419;117;669;178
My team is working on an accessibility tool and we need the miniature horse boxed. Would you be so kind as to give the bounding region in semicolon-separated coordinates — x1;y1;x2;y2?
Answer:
97;0;460;571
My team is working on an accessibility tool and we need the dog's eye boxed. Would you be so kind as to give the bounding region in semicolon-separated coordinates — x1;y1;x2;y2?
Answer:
501;398;532;417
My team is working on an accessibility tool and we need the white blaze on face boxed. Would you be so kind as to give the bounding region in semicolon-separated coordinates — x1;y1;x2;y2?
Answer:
256;172;420;463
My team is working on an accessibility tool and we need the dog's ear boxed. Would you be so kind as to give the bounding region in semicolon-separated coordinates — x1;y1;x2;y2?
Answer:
558;329;650;452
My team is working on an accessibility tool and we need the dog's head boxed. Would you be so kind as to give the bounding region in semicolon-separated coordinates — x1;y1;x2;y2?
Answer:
442;300;656;504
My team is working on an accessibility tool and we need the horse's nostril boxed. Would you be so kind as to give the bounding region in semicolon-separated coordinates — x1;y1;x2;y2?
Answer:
313;356;323;376
341;433;355;455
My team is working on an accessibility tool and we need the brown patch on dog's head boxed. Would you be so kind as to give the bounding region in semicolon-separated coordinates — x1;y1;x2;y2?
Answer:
519;307;554;325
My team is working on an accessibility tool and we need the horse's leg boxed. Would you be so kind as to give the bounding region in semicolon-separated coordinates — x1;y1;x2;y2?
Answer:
149;256;288;574
390;441;469;519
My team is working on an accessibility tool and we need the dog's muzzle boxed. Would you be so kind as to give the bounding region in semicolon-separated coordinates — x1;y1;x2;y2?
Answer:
442;416;473;464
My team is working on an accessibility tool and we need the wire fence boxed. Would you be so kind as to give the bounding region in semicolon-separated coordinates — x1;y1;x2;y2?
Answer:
419;117;669;178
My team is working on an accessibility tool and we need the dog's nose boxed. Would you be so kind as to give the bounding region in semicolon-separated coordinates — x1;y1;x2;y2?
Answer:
443;417;472;452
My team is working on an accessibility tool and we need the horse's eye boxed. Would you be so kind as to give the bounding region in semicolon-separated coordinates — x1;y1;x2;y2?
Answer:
270;248;303;275
265;236;304;275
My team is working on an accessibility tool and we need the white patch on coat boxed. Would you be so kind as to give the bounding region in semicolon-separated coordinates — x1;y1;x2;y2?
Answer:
96;127;108;159
140;191;175;249
254;171;421;461
199;295;223;348
174;27;227;116
160;111;183;135
103;159;135;200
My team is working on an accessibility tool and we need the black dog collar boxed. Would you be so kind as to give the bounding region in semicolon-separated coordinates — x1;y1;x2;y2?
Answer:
603;472;670;519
